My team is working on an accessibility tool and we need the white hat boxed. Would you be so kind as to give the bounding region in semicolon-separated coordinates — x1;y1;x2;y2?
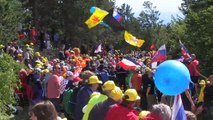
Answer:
66;71;73;77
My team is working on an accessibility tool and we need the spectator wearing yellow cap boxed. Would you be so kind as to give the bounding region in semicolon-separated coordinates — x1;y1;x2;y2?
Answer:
198;80;206;104
104;89;140;120
0;44;4;49
141;67;157;111
195;80;210;117
0;44;4;57
83;80;116;120
35;52;40;57
41;69;51;99
89;86;123;120
32;52;41;67
25;44;30;48
138;111;150;120
202;75;213;119
74;75;102;120
16;53;24;63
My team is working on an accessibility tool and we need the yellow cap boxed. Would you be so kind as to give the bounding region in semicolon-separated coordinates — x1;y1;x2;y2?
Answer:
88;76;103;84
139;111;150;119
141;58;145;62
0;44;4;49
199;80;206;85
109;87;123;101
102;80;116;91
17;53;22;57
145;67;151;72
42;69;49;73
35;64;42;68
124;89;140;101
35;52;40;57
25;44;29;47
41;57;48;63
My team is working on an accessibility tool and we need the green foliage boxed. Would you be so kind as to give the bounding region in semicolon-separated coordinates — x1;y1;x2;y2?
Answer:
0;53;26;119
0;0;31;44
137;1;163;49
183;0;213;76
116;4;141;50
25;0;116;48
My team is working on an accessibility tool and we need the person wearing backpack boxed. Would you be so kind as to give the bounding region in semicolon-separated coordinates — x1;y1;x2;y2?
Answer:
63;76;82;120
83;80;116;120
88;86;123;120
74;75;102;120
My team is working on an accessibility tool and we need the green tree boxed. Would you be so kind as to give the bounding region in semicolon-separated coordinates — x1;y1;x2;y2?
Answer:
183;0;213;75
25;0;117;49
116;3;143;50
0;53;26;119
0;0;30;44
138;1;163;50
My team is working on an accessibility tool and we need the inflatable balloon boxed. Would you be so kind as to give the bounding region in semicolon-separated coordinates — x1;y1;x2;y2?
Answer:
154;60;191;96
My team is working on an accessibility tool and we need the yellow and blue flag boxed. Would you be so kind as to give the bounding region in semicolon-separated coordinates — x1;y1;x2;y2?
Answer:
85;7;108;29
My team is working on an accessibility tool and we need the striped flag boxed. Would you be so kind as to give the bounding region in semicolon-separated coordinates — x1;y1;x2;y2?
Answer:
179;40;191;60
172;94;187;120
103;8;125;32
177;56;184;62
117;57;141;70
150;44;167;64
94;44;102;53
112;9;123;22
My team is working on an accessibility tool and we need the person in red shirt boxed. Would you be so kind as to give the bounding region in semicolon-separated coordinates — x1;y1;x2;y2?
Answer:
188;54;200;97
104;89;140;120
18;69;28;100
47;64;61;113
131;69;142;93
30;27;37;44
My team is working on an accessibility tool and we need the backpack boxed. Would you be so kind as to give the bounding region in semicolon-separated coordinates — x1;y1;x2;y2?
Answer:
63;87;74;115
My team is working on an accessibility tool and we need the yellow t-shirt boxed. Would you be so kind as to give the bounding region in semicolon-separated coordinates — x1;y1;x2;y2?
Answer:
82;94;108;120
198;86;206;103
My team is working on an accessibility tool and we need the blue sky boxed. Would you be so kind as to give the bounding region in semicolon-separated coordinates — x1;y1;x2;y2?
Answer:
115;0;184;24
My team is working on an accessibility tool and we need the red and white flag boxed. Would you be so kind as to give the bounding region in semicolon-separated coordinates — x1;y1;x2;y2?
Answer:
94;44;102;53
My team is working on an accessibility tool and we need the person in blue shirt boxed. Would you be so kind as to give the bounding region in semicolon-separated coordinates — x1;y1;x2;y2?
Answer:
74;75;102;120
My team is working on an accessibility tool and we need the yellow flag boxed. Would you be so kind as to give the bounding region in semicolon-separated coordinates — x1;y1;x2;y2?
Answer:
85;7;108;29
124;31;145;47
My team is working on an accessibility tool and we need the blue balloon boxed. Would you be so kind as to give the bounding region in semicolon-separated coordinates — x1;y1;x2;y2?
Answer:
154;60;191;96
90;7;96;13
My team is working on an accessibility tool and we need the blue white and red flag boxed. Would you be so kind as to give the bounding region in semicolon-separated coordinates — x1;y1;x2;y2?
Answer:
150;44;167;64
172;94;187;120
179;40;191;60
